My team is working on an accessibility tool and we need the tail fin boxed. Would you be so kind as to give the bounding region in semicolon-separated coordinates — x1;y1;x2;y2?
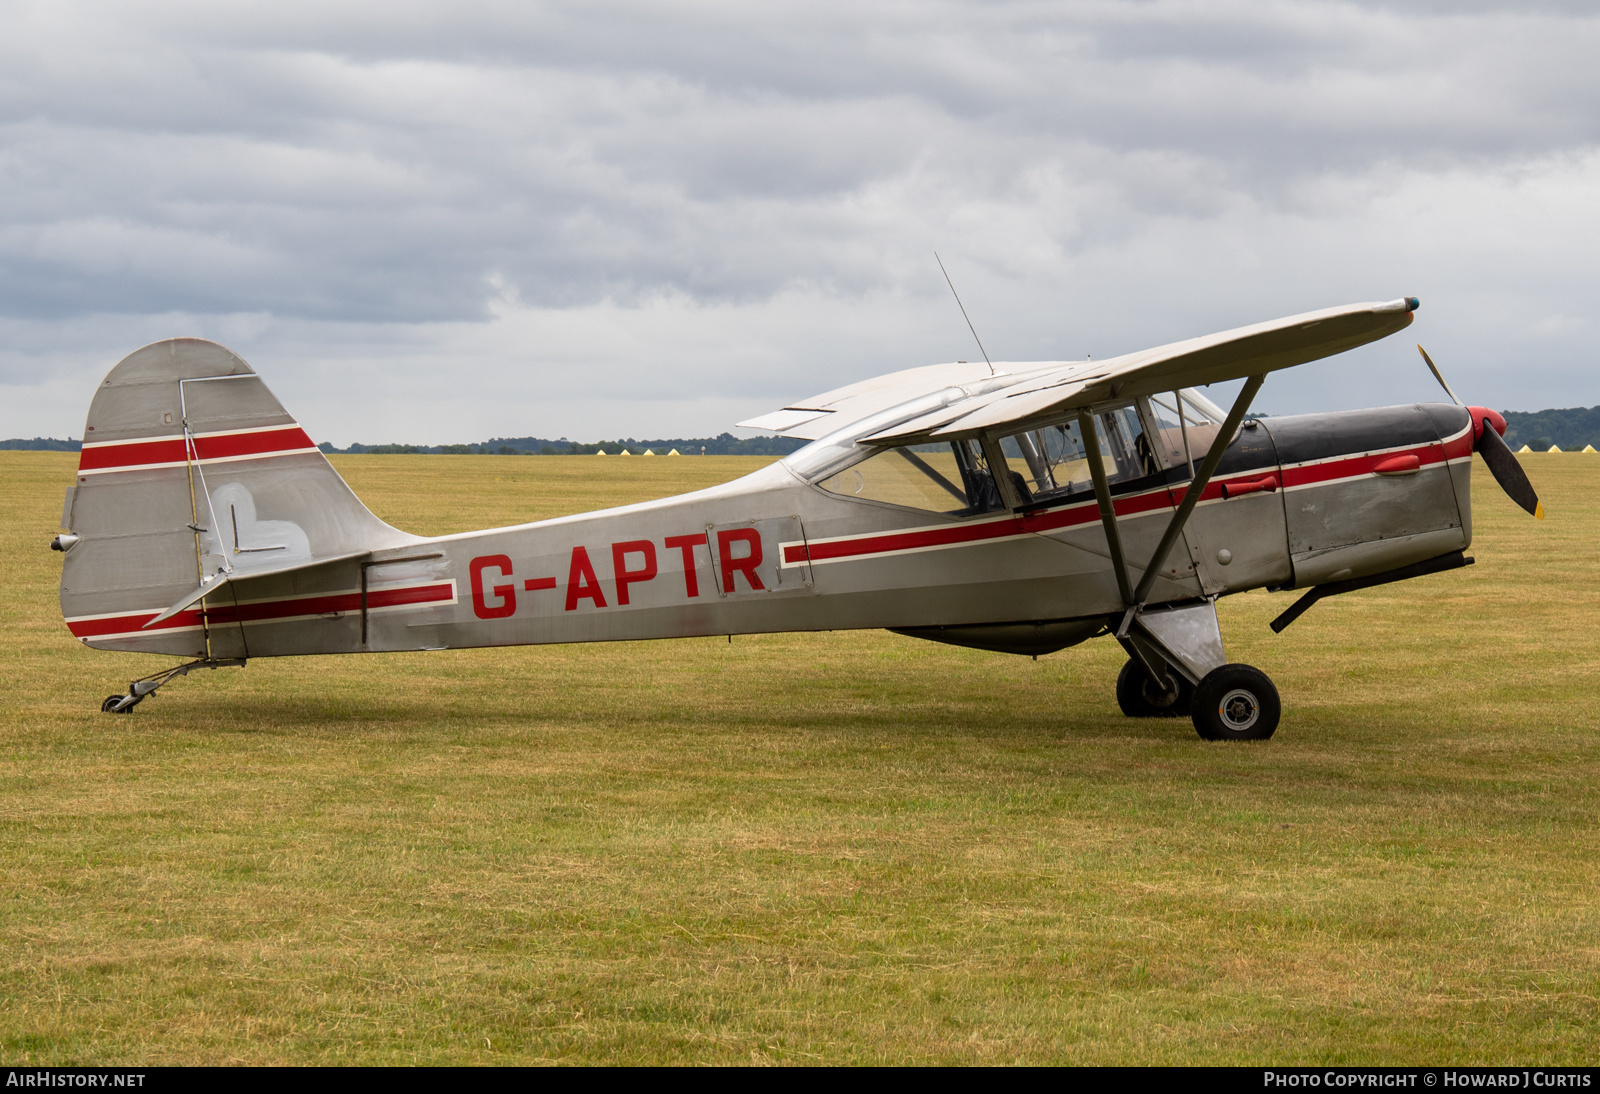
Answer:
60;338;418;655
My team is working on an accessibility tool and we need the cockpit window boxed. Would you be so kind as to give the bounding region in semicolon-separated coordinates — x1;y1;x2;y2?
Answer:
999;404;1159;505
817;439;1004;515
1147;391;1222;473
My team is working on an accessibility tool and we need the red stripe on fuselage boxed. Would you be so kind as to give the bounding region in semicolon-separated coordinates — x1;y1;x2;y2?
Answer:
1277;438;1458;491
795;515;1020;563
78;426;318;472
786;485;1179;565
785;436;1462;566
66;582;454;639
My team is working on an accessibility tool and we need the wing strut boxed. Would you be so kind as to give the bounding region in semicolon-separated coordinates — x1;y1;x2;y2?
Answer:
1077;374;1265;614
1088;376;1266;692
1077;408;1134;606
1131;374;1265;607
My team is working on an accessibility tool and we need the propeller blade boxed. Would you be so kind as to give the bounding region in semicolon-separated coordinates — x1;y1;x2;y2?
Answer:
1417;345;1463;406
1476;421;1545;519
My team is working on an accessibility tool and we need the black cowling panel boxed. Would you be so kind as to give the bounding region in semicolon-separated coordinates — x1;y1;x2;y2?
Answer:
1214;421;1281;478
1260;404;1454;466
1418;402;1472;441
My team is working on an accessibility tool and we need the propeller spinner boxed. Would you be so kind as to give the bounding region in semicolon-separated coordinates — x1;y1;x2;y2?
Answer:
1418;345;1544;520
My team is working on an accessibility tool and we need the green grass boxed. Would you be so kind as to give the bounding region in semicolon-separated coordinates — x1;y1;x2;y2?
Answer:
2;450;1599;1064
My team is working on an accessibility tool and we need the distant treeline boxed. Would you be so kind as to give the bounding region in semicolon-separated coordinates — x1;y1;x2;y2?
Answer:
319;432;808;456
8;411;1599;453
0;432;806;456
1502;407;1600;452
0;437;82;451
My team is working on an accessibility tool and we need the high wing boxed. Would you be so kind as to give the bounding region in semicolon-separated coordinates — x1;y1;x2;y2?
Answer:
739;297;1418;445
735;360;1026;440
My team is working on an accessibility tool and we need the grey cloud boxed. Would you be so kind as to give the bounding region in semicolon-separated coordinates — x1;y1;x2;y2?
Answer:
1;0;1597;441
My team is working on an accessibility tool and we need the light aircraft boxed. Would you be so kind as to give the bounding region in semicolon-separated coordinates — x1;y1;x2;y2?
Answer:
51;297;1543;739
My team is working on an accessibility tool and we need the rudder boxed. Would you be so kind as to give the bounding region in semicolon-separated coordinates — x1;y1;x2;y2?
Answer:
60;339;419;655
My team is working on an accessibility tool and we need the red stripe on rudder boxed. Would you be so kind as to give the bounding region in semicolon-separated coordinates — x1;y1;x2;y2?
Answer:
78;425;318;472
78;438;187;472
192;426;317;461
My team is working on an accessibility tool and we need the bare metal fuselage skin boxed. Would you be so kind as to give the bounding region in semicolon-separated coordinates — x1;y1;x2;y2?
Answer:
60;340;1474;662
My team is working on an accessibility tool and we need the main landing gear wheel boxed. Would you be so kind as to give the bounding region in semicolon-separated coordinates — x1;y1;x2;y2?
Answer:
1116;658;1193;718
1192;664;1280;741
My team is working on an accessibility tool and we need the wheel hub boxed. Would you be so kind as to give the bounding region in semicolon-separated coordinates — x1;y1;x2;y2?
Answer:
1141;675;1181;710
1217;688;1259;731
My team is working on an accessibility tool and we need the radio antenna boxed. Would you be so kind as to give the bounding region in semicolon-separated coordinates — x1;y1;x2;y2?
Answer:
935;252;994;376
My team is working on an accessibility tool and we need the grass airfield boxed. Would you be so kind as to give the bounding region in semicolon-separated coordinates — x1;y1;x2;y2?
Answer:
2;449;1599;1065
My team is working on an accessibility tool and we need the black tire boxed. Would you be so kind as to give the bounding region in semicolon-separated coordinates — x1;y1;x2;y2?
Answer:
102;695;129;713
1191;664;1280;741
1116;658;1193;718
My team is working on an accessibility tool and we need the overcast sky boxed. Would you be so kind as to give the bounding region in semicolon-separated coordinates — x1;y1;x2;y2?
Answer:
3;0;1597;444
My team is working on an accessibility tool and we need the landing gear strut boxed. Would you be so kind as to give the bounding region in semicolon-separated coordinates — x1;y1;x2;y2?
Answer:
1116;657;1281;739
100;658;245;713
1110;600;1281;741
1115;658;1193;718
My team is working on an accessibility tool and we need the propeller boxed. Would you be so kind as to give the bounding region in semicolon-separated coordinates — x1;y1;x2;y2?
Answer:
1418;344;1544;520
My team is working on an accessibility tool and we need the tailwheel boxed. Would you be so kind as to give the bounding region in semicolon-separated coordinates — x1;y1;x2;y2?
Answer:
95;657;245;715
1116;658;1193;718
1192;664;1280;741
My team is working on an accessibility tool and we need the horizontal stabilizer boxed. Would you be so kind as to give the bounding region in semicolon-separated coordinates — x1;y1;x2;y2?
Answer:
143;550;372;627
